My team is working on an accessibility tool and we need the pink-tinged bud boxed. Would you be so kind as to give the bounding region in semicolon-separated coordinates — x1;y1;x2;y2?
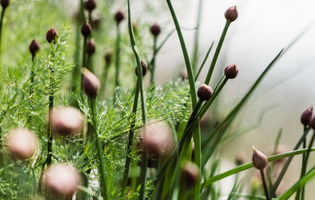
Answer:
44;163;81;198
225;6;238;22
181;162;200;188
81;21;92;37
84;0;96;12
114;10;124;24
5;128;39;161
46;28;59;44
135;61;147;77
301;106;313;126
252;147;268;170
197;84;213;101
29;39;40;56
49;106;83;136
0;0;9;9
224;64;238;79
150;22;161;37
86;38;96;56
105;51;112;65
82;68;100;98
309;114;315;130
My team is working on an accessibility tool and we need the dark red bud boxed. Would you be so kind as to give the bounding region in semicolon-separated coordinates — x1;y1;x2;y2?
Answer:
150;22;161;37
82;68;100;98
181;162;200;187
225;6;238;22
86;38;96;56
46;28;59;44
197;84;213;101
105;51;112;65
135;61;147;77
224;64;238;79
1;0;9;9
252;147;268;170
114;10;124;24
309;113;315;130
29;39;40;56
301;106;313;126
81;21;92;37
84;0;96;12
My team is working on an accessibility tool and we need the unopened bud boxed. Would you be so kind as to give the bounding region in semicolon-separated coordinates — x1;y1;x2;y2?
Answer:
29;39;40;56
81;21;92;37
181;162;200;188
1;0;9;9
82;68;100;98
114;10;124;24
224;64;238;79
44;163;81;198
84;0;96;12
197;84;213;101
5;128;39;161
150;22;161;37
86;38;96;56
135;61;147;77
49;106;83;136
225;6;238;22
301;106;313;126
252;147;268;170
309;114;315;130
46;28;59;43
105;51;112;65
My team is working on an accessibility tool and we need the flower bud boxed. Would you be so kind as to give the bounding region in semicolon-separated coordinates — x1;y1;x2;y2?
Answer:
224;64;238;79
301;106;313;126
181;162;200;188
197;84;213;101
84;0;96;12
309;114;315;130
105;51;112;65
86;38;96;56
49;106;84;136
44;163;81;198
114;10;124;24
1;0;9;9
252;147;268;170
46;28;59;44
150;22;161;37
29;39;40;56
135;61;147;77
82;68;100;98
5;128;39;161
81;21;92;37
225;6;238;22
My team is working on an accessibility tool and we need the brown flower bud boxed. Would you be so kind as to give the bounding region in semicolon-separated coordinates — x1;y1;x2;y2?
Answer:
224;64;238;79
5;128;39;161
252;147;268;170
29;39;40;56
104;51;112;65
309;114;315;130
86;38;96;56
46;28;59;44
44;163;81;198
114;10;124;24
135;61;147;77
197;84;213;101
181;162;200;188
150;22;161;37
1;0;9;9
225;6;238;22
49;106;84;136
84;0;96;12
82;68;100;98
81;21;92;37
301;106;313;126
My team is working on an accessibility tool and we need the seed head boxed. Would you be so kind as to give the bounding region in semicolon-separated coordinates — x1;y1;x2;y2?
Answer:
114;10;124;24
82;68;100;98
197;84;213;101
105;51;112;65
5;128;39;161
29;39;40;56
301;106;313;127
224;64;238;79
252;147;268;170
84;0;96;12
135;61;147;77
181;162;200;188
1;0;9;9
81;21;92;37
86;38;96;56
44;163;81;198
225;6;238;22
46;28;59;44
150;22;161;37
49;106;83;136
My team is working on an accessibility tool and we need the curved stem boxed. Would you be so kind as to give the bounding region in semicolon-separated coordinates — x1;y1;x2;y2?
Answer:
0;8;6;60
260;170;270;200
150;36;157;87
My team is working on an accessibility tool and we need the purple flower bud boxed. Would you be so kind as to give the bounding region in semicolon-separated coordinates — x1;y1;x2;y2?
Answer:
1;0;9;9
114;10;124;24
225;6;238;22
81;21;92;37
150;22;161;37
252;147;268;170
84;0;96;12
46;28;59;44
301;106;313;126
82;68;100;98
197;84;213;101
181;162;200;188
86;38;96;56
135;61;147;77
224;64;238;79
105;51;112;65
29;39;40;56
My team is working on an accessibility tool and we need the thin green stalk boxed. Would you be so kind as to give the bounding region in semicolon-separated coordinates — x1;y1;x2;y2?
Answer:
81;36;87;90
114;24;121;91
195;41;214;80
150;36;157;86
296;126;307;200
260;170;270;200
166;0;197;108
204;20;231;85
127;1;148;199
0;7;6;59
193;123;201;200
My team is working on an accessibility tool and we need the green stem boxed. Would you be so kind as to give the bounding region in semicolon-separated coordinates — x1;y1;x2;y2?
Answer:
150;36;157;86
195;41;214;80
114;24;121;91
101;60;110;98
260;170;270;200
204;20;231;85
193;123;201;200
0;7;6;60
47;50;54;166
81;36;87;90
